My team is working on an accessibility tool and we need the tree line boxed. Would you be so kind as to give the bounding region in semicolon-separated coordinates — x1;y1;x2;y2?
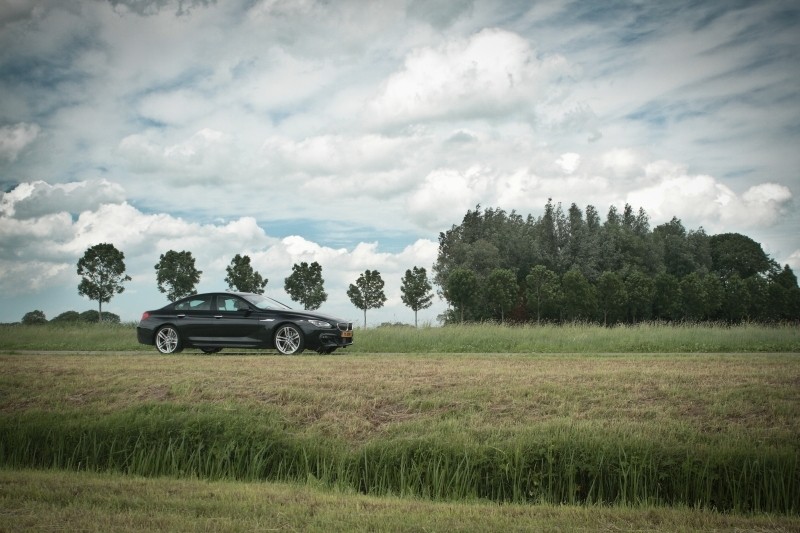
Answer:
20;200;799;326
59;244;435;327
434;202;800;324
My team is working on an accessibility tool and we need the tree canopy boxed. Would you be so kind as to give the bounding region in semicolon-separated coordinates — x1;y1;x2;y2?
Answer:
155;250;202;301
225;254;268;294
433;203;798;324
284;261;327;310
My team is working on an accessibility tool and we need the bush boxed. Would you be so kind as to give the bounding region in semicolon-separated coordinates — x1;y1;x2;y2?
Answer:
21;310;47;325
50;311;82;324
79;310;121;324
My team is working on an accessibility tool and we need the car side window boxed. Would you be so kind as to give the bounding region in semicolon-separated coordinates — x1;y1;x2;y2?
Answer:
217;296;248;312
174;296;212;311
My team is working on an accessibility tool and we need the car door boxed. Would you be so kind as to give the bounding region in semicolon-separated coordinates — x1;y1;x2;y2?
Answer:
172;295;217;343
212;295;265;345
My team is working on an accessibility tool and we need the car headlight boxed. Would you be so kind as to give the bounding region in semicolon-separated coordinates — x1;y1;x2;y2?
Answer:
308;319;332;328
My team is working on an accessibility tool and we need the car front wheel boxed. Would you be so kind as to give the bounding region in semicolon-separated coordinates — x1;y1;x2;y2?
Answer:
155;326;182;354
274;324;305;355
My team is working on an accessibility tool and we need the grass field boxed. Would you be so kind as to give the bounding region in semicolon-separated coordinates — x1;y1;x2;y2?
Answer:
1;324;798;530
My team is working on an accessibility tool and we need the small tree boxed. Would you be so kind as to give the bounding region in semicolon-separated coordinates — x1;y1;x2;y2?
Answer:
561;268;596;322
625;270;654;323
400;266;434;327
284;261;328;310
347;270;387;328
526;265;560;324
652;272;681;321
446;268;478;323
22;310;47;325
155;250;202;301
225;254;268;294
485;268;518;322
596;271;627;325
679;272;706;321
77;243;131;320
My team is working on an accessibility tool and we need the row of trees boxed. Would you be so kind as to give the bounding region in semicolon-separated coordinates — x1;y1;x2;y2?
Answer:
435;203;800;324
67;201;800;326
74;244;436;326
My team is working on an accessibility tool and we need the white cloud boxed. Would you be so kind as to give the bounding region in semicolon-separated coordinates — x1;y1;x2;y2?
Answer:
0;179;125;218
117;128;235;181
556;152;581;174
370;28;569;124
626;162;793;230
786;250;800;272
0;122;40;161
407;166;485;229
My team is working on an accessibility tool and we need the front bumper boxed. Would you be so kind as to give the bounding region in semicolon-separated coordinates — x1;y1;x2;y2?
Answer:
318;332;354;348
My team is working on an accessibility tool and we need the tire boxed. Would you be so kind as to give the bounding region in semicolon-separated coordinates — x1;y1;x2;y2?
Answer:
201;348;222;354
155;326;182;354
274;324;305;355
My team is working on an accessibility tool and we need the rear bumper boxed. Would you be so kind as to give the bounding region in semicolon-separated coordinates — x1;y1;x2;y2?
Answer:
136;326;154;345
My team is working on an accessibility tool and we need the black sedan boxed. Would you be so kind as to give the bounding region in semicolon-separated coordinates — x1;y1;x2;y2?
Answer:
136;292;353;355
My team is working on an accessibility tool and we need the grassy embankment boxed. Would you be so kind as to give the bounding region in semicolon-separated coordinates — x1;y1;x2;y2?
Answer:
1;323;798;529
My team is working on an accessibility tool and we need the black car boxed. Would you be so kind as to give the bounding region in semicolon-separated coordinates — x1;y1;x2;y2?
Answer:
136;292;353;355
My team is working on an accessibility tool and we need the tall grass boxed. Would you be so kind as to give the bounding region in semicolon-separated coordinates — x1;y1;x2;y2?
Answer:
1;321;798;352
1;406;797;513
0;322;142;351
352;322;800;353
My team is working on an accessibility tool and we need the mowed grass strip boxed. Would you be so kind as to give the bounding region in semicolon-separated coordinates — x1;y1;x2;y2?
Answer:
1;353;798;512
2;468;799;533
2;352;797;444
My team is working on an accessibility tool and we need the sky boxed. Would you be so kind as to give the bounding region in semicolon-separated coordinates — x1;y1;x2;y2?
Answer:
0;0;798;326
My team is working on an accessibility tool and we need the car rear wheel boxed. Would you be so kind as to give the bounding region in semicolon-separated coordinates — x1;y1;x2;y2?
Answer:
155;326;182;354
275;324;305;355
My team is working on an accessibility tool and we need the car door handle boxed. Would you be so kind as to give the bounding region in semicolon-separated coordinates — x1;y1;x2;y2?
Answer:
177;314;186;318
214;315;223;319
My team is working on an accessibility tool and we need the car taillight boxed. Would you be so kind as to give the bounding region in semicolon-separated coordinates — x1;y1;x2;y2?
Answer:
140;312;150;321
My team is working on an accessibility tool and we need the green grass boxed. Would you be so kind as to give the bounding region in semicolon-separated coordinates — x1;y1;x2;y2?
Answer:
1;321;799;352
1;352;798;514
2;469;799;532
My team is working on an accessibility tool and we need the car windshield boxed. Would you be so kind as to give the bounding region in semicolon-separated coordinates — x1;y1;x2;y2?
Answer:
240;293;292;310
